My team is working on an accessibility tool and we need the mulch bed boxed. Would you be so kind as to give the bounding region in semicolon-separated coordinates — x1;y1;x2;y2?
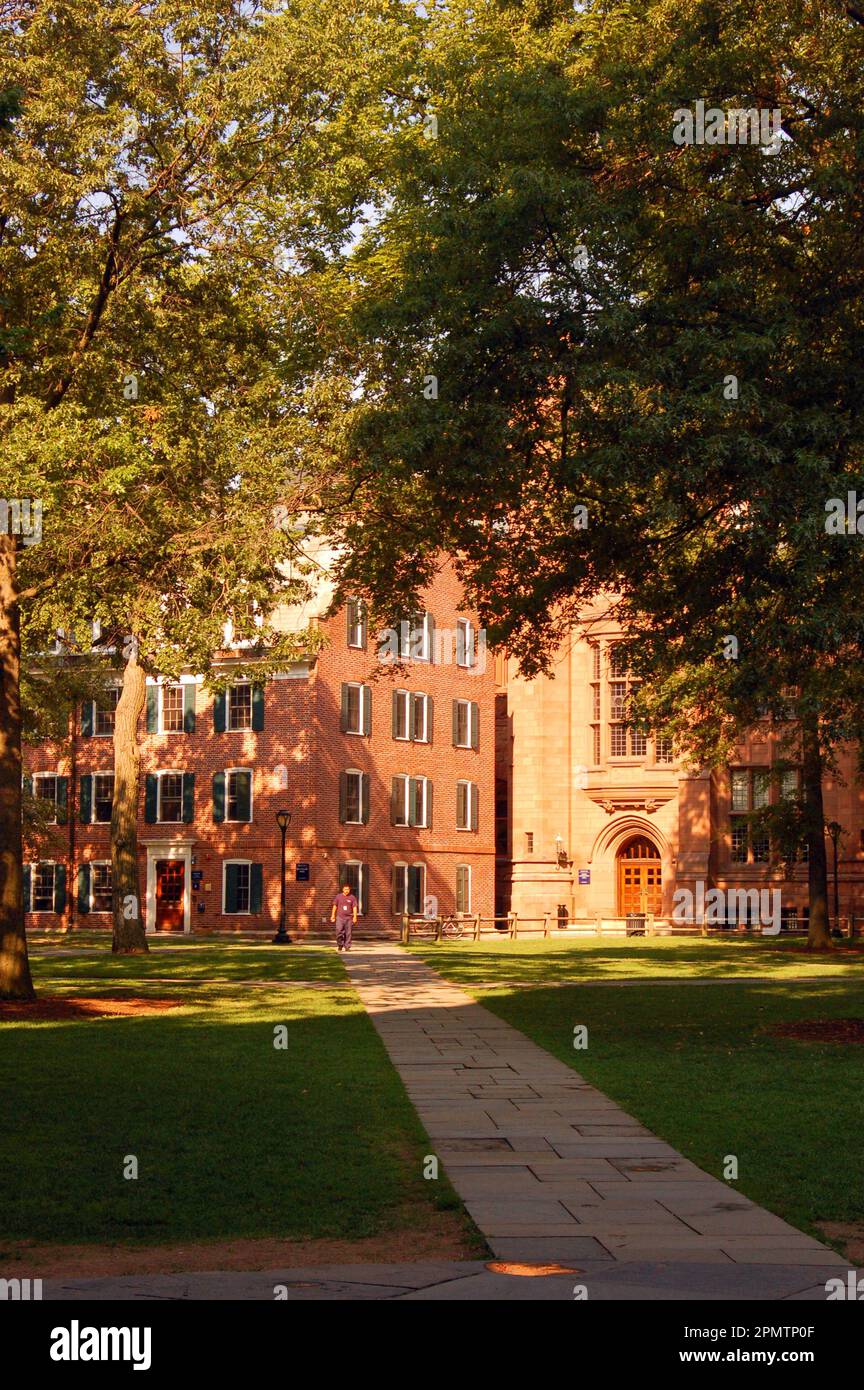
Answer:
770;1018;864;1044
0;996;184;1022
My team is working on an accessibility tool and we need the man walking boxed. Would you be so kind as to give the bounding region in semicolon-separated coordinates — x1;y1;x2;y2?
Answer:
331;881;358;952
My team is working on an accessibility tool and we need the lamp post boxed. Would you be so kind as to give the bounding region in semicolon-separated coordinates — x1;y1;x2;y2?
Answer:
272;809;293;944
826;821;843;935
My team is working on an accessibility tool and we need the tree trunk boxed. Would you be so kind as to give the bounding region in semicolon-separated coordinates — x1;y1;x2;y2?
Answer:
111;650;149;953
801;710;832;950
0;535;35;999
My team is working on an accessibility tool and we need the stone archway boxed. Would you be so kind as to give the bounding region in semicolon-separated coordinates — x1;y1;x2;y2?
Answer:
588;816;672;919
616;834;662;916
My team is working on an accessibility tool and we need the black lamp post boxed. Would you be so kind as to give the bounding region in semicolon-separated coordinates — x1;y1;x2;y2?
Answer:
272;809;293;944
826;821;843;935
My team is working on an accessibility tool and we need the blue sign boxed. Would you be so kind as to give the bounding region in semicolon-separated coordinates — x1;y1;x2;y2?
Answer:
295;863;310;882
191;870;204;890
578;869;590;885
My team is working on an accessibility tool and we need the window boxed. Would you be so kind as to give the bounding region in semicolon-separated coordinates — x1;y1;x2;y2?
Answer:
226;769;253;822
392;863;408;915
391;775;431;827
456;865;471;914
224;861;251;913
412;692;431;743
32;863;57;912
342;861;368;915
605;645;646;759
729;768;771;863
228;682;253;731
159;773;183;823
161;684;185;733
94;688;120;736
340;770;369;825
34;774;59;824
655;735;674;764
495;777;508;855
392;690;410;740
456;618;475;669
341;682;371;736
452;699;479;750
456;780;479;832
346;598;367;649
93;773;114;823
525;831;534;854
392;862;428;917
399;612;434;662
91;863;112;913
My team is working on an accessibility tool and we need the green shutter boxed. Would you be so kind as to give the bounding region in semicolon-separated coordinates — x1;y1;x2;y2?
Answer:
408;777;418;827
426;780;433;830
144;774;158;823
252;683;265;731
79;774;93;824
426;612;436;663
146;686;159;733
338;771;348;823
212;771;226;823
471;702;479;751
56;776;68;825
362;685;371;736
224;862;239;912
390;777;400;825
23;773;32;797
22;863;31;911
250;862;263;913
235;770;251;822
183;683;196;733
81;701;94;737
182;772;195;824
470;783;478;832
339;684;349;732
77;864;92;914
408;865;422;914
427;697;434;744
360;773;370;825
359;604;368;649
360;863;369;916
213;690;227;733
53;863;67;914
392;691;400;739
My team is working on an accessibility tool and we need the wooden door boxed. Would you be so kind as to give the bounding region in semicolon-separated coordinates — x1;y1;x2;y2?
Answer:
617;837;662;916
155;859;185;932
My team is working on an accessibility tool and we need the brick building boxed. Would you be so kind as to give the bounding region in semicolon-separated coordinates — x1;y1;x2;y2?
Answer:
496;601;864;931
23;562;496;935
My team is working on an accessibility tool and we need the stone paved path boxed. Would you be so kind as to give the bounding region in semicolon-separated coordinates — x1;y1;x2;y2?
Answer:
343;944;848;1276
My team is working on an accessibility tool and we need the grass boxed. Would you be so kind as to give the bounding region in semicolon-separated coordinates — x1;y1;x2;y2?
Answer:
26;939;347;984
411;937;864;1241
0;944;473;1250
408;933;864;985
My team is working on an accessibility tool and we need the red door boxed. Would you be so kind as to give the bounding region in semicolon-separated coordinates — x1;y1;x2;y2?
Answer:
155;860;185;932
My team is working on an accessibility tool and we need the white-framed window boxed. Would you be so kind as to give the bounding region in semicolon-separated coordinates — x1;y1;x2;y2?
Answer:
341;769;369;825
392;689;410;740
342;860;368;915
390;774;432;828
225;768;253;823
91;862;113;913
654;735;674;764
456;864;472;914
392;862;426;915
730;768;770;864
94;688;120;736
158;771;184;824
160;683;186;733
456;618;475;669
33;773;59;824
392;861;408;914
456;780;479;832
223;859;252;913
412;692;431;743
228;681;253;731
30;862;59;912
391;774;410;827
346;598;367;649
453;699;479;749
341;681;371;736
93;773;114;823
399;612;434;662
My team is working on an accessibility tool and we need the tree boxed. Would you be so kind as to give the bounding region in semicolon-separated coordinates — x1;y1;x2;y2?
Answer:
0;0;405;993
318;0;864;949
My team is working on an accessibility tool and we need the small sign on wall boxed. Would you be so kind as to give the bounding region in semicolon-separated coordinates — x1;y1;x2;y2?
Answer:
191;870;204;890
578;869;591;885
295;863;310;882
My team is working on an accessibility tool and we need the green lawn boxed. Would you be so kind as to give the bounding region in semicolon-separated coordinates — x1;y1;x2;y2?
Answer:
412;937;864;1242
27;939;346;984
408;933;864;985
0;945;475;1251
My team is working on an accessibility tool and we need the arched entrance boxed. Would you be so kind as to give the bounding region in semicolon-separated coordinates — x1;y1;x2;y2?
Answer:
617;835;662;916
